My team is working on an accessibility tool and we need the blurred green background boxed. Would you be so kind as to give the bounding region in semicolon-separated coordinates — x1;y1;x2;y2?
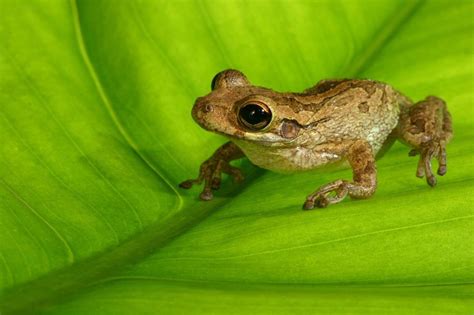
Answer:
0;0;473;314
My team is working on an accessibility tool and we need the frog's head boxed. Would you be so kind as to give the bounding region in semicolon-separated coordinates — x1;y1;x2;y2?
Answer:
192;69;306;146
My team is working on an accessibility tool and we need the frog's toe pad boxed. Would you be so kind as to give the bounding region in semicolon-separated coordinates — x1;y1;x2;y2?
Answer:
179;180;196;189
199;189;214;201
303;200;315;210
413;138;447;187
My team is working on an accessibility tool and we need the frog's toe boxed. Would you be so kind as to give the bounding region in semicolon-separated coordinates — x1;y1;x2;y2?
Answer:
199;188;214;201
303;180;349;210
303;191;326;210
437;143;447;176
415;139;448;187
315;197;330;208
416;157;425;178
302;199;316;210
315;192;347;208
302;194;332;209
422;153;437;187
437;165;447;176
179;179;199;189
210;177;221;190
224;165;245;183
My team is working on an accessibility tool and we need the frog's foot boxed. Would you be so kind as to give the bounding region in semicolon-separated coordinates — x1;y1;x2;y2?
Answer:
179;142;245;200
408;138;447;187
303;180;349;209
303;140;377;210
399;96;452;187
179;157;244;201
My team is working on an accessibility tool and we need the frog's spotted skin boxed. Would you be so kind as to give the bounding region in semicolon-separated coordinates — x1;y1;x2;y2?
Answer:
180;69;453;209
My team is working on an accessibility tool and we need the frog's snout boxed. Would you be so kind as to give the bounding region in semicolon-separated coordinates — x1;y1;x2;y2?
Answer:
195;97;214;111
192;97;215;126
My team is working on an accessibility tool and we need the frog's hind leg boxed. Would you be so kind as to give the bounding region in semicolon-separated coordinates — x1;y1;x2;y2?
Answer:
397;96;453;186
303;140;377;209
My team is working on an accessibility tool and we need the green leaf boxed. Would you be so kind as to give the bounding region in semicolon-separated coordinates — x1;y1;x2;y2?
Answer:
1;0;473;314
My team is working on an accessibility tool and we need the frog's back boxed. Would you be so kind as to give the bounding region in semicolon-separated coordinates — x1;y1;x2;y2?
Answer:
304;79;401;154
235;80;401;173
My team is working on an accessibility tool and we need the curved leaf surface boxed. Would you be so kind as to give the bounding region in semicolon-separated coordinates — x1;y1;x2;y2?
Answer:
0;0;473;314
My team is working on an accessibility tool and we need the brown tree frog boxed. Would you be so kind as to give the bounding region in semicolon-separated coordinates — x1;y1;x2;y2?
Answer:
180;69;452;209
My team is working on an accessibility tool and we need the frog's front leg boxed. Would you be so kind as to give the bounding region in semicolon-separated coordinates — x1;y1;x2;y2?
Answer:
179;141;245;200
398;96;453;186
303;140;377;209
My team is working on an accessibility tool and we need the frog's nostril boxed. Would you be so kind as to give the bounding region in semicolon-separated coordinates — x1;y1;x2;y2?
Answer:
202;103;214;113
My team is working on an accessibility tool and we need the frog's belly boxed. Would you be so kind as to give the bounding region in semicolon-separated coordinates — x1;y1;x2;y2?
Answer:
235;143;345;173
233;132;390;173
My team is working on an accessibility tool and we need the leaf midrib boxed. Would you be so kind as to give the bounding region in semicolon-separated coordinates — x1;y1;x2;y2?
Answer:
0;1;426;314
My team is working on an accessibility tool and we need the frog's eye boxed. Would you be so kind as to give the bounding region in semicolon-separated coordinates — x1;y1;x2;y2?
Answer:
238;103;272;130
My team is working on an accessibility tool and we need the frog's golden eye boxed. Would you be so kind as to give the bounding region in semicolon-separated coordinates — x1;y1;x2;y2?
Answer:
238;103;272;130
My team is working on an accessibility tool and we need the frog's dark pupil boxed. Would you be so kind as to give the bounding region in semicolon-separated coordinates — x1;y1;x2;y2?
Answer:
239;104;271;128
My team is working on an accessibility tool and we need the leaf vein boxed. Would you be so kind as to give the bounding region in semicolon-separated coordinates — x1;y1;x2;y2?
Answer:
0;179;75;264
0;112;121;245
153;214;474;261
70;0;183;211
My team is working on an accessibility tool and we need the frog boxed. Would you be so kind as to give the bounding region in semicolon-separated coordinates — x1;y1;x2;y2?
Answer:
179;69;453;209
